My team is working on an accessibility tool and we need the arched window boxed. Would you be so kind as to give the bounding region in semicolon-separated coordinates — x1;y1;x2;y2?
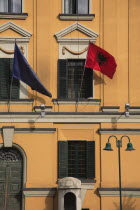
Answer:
64;192;76;210
0;147;23;210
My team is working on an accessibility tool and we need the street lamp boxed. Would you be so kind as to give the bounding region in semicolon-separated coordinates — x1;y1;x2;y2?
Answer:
103;135;135;210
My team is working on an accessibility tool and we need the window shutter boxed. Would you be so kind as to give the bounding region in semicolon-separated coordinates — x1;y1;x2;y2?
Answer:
0;58;10;99
86;141;95;178
58;59;68;98
84;68;93;98
58;141;68;178
10;58;19;99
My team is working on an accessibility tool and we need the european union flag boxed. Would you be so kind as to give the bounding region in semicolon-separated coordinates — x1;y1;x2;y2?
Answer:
13;43;52;97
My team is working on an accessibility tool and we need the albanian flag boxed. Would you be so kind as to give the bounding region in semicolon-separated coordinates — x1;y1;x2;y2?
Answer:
85;43;117;79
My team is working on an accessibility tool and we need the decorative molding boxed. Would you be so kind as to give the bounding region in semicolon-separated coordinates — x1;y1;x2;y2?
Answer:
98;188;140;197
0;21;32;37
0;99;34;104
2;126;14;147
0;128;56;134
129;106;140;112
1;112;140;123
62;46;88;55
0;45;24;54
59;14;95;21
55;22;98;44
101;106;120;112
0;13;28;20
99;128;140;135
0;37;30;43
52;99;101;105
23;188;56;197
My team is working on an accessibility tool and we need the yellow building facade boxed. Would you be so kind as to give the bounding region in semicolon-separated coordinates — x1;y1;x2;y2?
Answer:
0;0;140;210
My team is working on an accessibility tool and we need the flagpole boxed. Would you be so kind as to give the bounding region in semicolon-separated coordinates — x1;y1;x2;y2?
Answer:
8;40;16;112
75;66;86;112
75;42;90;112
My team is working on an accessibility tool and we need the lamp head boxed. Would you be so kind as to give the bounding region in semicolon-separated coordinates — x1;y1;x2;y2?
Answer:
126;142;135;151
103;142;113;151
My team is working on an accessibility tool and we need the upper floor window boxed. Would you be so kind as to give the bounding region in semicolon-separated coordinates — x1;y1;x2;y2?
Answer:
58;59;93;99
64;0;89;14
0;0;22;13
0;58;19;99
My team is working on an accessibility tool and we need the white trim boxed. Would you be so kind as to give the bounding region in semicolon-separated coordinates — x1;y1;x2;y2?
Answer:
99;130;140;135
98;190;140;197
23;190;56;197
0;37;30;43
55;22;98;44
0;21;32;37
1;113;140;123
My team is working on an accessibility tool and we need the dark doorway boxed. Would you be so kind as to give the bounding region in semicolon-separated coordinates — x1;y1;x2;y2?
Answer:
0;147;23;210
64;192;76;210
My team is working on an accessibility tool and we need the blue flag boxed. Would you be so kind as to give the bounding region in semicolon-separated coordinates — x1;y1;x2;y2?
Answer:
13;43;52;97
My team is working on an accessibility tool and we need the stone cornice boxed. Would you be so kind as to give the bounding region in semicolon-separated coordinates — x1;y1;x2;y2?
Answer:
99;128;140;135
0;112;140;123
23;188;56;197
98;188;140;197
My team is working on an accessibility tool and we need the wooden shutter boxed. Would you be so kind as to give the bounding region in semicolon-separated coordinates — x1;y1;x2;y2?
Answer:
0;58;10;99
10;58;19;99
58;59;68;98
84;68;93;98
58;141;68;178
86;141;95;178
0;58;19;99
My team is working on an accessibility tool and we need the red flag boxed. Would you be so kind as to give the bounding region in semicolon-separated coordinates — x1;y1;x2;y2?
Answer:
85;43;117;79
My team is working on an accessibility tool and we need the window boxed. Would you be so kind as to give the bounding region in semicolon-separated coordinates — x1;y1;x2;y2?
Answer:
0;0;22;13
64;0;89;14
58;141;95;179
0;58;19;99
58;59;93;99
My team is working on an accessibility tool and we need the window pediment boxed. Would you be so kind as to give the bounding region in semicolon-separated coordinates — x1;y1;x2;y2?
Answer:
55;22;98;44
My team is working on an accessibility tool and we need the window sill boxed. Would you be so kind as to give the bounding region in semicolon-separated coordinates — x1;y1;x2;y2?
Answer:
0;99;34;104
52;98;101;105
0;12;28;20
59;14;95;21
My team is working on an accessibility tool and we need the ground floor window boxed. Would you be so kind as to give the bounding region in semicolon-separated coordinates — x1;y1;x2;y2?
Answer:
58;140;95;179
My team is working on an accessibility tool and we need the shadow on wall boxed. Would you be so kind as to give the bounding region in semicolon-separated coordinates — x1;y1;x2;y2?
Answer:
20;82;46;104
94;72;106;86
43;197;50;210
114;197;136;210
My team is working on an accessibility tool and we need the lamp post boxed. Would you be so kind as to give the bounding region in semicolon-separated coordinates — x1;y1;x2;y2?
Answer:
103;135;135;210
